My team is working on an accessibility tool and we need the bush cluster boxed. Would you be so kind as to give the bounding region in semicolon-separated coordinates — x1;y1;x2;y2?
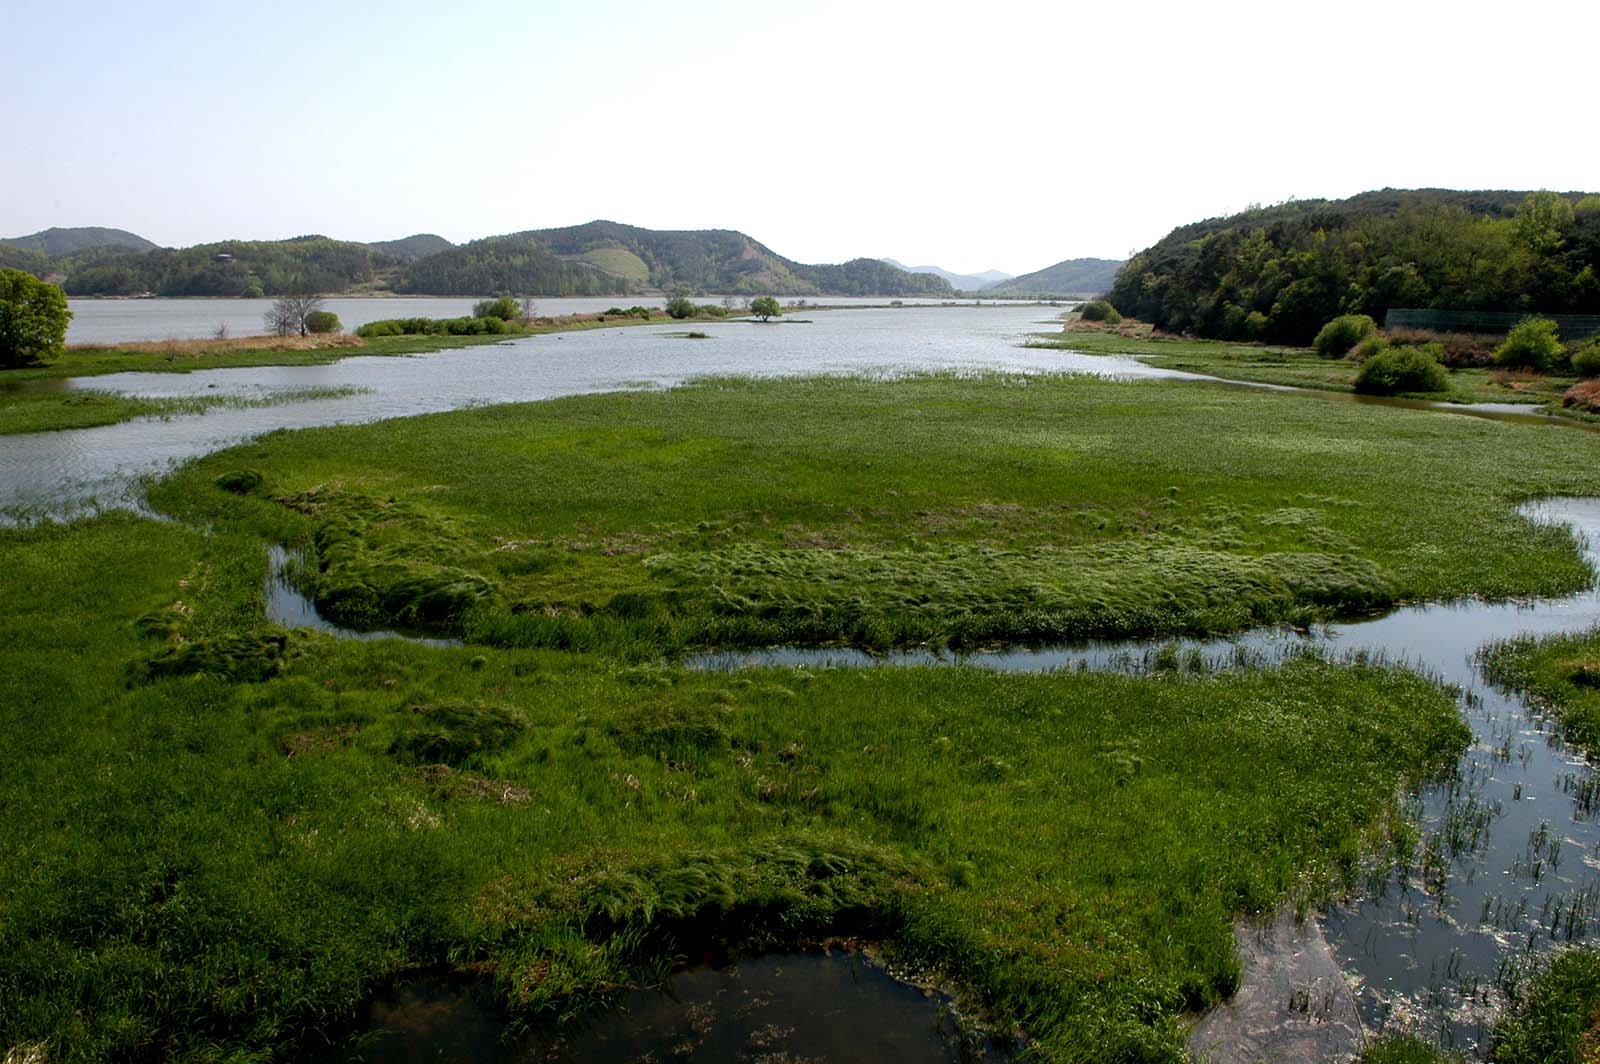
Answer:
1078;299;1122;324
355;316;521;339
664;298;732;320
472;296;522;321
1313;314;1377;357
1353;344;1450;395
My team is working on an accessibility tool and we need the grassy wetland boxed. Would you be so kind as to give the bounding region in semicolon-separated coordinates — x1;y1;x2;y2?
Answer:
6;370;1600;1061
1037;325;1586;409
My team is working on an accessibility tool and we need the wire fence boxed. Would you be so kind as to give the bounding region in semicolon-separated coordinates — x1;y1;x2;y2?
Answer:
1385;308;1600;340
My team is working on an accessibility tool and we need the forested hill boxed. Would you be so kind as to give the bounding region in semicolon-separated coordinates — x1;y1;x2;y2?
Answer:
54;236;399;297
1;226;157;256
399;221;956;297
1109;188;1600;343
19;220;954;298
982;258;1122;298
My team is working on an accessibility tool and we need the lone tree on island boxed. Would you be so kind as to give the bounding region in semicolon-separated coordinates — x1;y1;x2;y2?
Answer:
0;268;72;368
751;296;781;322
265;289;328;337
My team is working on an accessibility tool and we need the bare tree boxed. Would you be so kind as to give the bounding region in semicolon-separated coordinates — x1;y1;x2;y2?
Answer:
519;294;538;323
264;291;326;337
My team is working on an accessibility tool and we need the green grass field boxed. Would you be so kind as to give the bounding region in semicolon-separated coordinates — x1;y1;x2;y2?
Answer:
6;371;1600;1061
1037;327;1582;407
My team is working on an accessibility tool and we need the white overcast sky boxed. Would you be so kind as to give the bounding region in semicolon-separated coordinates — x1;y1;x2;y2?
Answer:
5;0;1598;274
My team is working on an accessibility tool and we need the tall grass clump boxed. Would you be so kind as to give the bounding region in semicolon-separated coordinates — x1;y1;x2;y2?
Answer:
1314;314;1377;357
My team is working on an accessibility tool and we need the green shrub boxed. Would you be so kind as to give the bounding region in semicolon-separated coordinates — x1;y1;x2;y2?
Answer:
473;296;521;321
1313;314;1378;357
1079;299;1122;324
1354;334;1389;360
1494;317;1563;371
665;296;697;320
241;284;265;299
303;310;341;334
355;320;403;338
1353;344;1450;395
1571;339;1600;379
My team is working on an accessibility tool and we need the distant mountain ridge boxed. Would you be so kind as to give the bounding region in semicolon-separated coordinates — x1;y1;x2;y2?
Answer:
1;226;158;256
983;258;1123;298
14;219;955;298
401;221;956;297
880;258;1014;292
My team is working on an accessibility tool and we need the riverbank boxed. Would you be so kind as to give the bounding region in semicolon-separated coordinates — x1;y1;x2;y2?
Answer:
1037;324;1584;409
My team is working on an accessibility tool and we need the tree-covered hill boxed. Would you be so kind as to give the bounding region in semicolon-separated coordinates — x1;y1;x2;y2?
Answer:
18;221;956;298
983;258;1123;298
365;234;454;260
0;226;158;256
61;236;397;297
400;221;956;297
1109;188;1600;343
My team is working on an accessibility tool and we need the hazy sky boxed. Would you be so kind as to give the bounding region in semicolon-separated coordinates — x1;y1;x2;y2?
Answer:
6;0;1598;274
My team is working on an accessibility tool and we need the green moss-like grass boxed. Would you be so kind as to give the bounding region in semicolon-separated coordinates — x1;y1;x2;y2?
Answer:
1481;627;1600;752
151;373;1599;652
0;515;1469;1061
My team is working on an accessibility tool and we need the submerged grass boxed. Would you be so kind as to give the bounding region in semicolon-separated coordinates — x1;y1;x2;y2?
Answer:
0;515;1469;1061
0;385;365;435
151;372;1600;653
4;331;513;381
1481;627;1600;752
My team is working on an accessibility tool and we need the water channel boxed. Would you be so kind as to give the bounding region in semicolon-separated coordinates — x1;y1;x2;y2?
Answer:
11;304;1600;1056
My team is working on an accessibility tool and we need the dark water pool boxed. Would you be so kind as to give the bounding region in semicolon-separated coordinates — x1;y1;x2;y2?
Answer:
331;951;1003;1063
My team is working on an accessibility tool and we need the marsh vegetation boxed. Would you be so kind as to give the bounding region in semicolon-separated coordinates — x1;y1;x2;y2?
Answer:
5;354;1600;1060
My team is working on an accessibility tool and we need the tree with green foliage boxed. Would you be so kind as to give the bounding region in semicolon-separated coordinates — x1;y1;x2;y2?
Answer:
665;296;697;320
1494;317;1564;371
751;296;781;321
0;268;72;368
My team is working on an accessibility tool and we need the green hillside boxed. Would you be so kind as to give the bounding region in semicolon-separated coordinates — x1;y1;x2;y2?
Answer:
0;226;158;256
401;220;955;297
365;233;453;260
62;236;397;297
17;220;955;298
1109;188;1600;343
983;257;1123;298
